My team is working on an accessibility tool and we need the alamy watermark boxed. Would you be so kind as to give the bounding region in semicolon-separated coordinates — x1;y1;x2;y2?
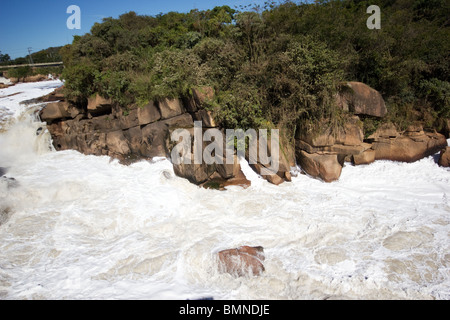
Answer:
367;5;381;30
67;5;81;30
65;4;380;33
171;122;280;176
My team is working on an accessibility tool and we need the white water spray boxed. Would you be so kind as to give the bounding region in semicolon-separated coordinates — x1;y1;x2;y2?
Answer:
0;81;449;300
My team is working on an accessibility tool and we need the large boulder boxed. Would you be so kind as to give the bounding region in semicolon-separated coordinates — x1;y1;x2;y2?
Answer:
106;131;131;157
39;101;79;123
137;102;161;125
352;149;376;165
173;160;216;185
217;246;265;277
337;82;387;118
295;117;368;181
119;103;162;130
119;108;139;129
438;147;450;167
159;98;185;119
297;150;342;183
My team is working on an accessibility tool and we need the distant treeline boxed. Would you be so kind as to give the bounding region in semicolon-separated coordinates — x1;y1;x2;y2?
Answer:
56;0;450;137
0;47;63;66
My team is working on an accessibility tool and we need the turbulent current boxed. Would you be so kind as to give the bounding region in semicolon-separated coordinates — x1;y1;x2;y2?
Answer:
0;81;449;300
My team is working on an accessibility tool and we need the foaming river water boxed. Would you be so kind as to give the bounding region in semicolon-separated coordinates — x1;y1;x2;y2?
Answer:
0;81;449;300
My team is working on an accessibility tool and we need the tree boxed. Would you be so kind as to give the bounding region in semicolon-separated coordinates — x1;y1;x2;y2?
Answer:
0;51;11;65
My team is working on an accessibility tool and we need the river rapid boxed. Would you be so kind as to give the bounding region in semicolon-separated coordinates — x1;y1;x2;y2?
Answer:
0;81;449;300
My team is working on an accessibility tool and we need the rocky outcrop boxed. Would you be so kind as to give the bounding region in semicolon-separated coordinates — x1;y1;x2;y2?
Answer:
295;116;371;182
295;119;448;182
0;167;6;177
42;95;201;163
217;246;265;277
438;147;450;167
368;124;447;163
295;81;448;183
40;81;448;187
40;87;266;187
40;85;296;186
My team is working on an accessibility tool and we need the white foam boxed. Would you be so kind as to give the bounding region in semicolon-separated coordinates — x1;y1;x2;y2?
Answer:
0;81;449;300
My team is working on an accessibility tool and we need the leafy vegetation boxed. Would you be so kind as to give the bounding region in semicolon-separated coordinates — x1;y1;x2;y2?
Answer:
59;0;450;138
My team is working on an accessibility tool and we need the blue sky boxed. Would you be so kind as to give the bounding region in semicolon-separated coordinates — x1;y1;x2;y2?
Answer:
0;0;268;59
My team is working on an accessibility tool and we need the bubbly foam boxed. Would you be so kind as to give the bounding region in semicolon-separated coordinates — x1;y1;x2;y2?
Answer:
0;81;449;300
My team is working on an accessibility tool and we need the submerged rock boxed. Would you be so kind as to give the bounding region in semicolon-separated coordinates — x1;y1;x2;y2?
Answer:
217;246;265;277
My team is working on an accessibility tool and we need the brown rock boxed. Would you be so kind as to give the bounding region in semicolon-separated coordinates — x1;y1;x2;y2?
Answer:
173;159;216;185
353;149;376;165
438;147;450;167
218;246;265;277
297;150;342;182
119;108;139;129
367;123;399;142
87;94;113;116
335;116;364;146
140;122;170;158
216;155;241;180
106;130;131;156
248;132;294;185
192;87;215;108
250;163;285;185
221;169;251;189
159;98;185;119
296;125;336;147
338;82;387;118
90;115;121;133
84;132;107;156
137;102;161;125
162;113;194;129
40;101;77;123
39;86;65;102
123;126;143;154
24;74;48;83
329;144;369;156
373;132;447;163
